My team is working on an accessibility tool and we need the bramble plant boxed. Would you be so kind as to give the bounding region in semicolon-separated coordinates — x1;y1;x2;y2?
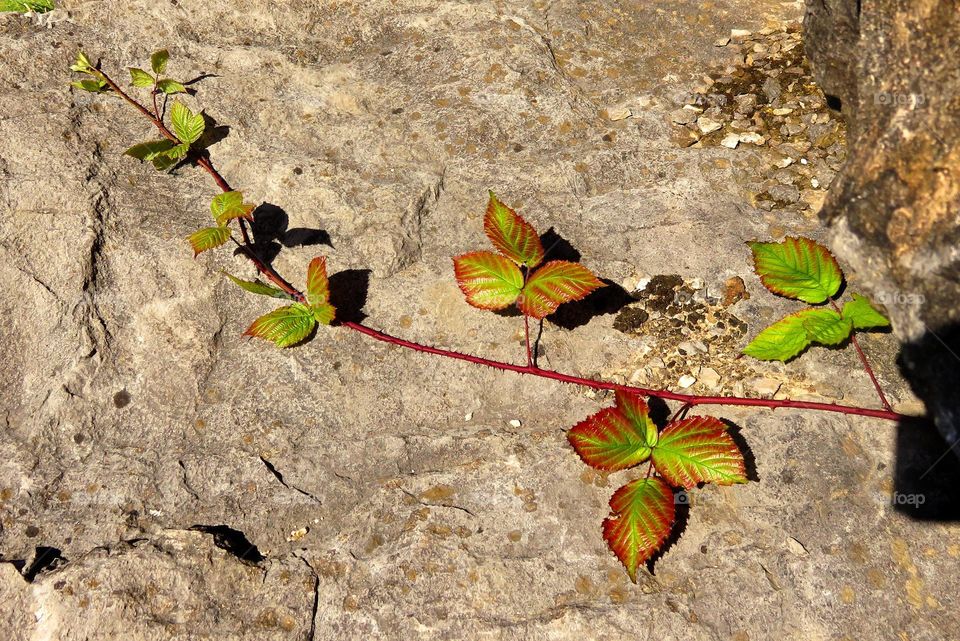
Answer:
743;237;892;410
70;50;907;582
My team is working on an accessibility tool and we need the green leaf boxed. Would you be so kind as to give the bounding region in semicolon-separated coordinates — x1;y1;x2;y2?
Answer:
748;236;843;304
484;191;545;267
651;416;748;489
602;477;675;583
70;50;93;73
162;142;190;161
150;49;169;75
453;250;523;310
742;310;813;361
842;294;890;330
128;67;154;88
151;153;180;172
244;303;317;348
170;101;205;144
186;226;230;256
223;272;292;299
802;309;852;345
156;79;187;95
124;139;177;161
1;0;55;14
311;303;336;326
210;191;254;225
517;260;605;319
70;78;108;93
568;392;658;471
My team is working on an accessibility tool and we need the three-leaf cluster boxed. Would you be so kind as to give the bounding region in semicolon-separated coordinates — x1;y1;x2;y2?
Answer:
568;392;747;581
743;237;889;361
238;257;336;348
454;192;605;319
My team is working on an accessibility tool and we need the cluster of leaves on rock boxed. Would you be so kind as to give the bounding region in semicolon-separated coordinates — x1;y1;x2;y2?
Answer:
454;193;605;319
69;50;897;583
743;237;889;361
453;196;746;579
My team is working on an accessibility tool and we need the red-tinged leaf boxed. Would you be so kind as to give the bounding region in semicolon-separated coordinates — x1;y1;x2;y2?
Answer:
306;256;331;307
602;477;675;582
187;226;230;256
518;260;605;319
453;250;523;310
484;191;545;267
651;416;747;489
748;236;843;304
243;303;316;348
568;393;658;471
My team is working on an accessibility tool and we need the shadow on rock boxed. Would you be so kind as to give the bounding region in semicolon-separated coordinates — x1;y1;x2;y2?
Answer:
247;202;332;265
330;269;371;324
890;322;960;520
893;416;960;521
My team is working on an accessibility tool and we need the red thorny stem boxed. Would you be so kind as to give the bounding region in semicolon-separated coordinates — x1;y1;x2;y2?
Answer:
91;61;908;424
342;321;904;421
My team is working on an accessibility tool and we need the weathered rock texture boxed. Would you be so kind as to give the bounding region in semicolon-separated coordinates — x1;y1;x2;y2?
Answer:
1;1;958;639
805;0;960;446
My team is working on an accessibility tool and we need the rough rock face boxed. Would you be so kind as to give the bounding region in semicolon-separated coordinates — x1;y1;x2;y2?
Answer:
2;1;959;639
805;0;960;446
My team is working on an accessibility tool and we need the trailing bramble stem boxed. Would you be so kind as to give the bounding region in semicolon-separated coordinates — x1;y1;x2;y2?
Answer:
342;321;905;421
72;49;911;581
78;55;906;424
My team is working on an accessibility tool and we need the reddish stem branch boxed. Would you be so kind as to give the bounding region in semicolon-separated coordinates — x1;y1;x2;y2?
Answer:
523;314;534;367
830;300;892;411
91;58;909;424
342;321;906;421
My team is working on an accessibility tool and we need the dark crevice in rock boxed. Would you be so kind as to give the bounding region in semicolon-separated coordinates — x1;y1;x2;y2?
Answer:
22;546;68;582
258;456;323;504
189;525;265;565
297;556;320;641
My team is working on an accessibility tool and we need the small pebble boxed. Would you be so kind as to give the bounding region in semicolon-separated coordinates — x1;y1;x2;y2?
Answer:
720;133;740;148
739;132;766;145
464;412;473;421
698;367;722;389
678;375;697;389
731;28;751;38
606;106;632;121
697;116;722;134
715;37;731;47
508;419;522;428
286;527;309;542
670;108;697;125
751;377;781;396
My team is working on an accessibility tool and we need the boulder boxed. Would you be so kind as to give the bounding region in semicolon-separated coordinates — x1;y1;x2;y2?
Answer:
805;0;960;447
